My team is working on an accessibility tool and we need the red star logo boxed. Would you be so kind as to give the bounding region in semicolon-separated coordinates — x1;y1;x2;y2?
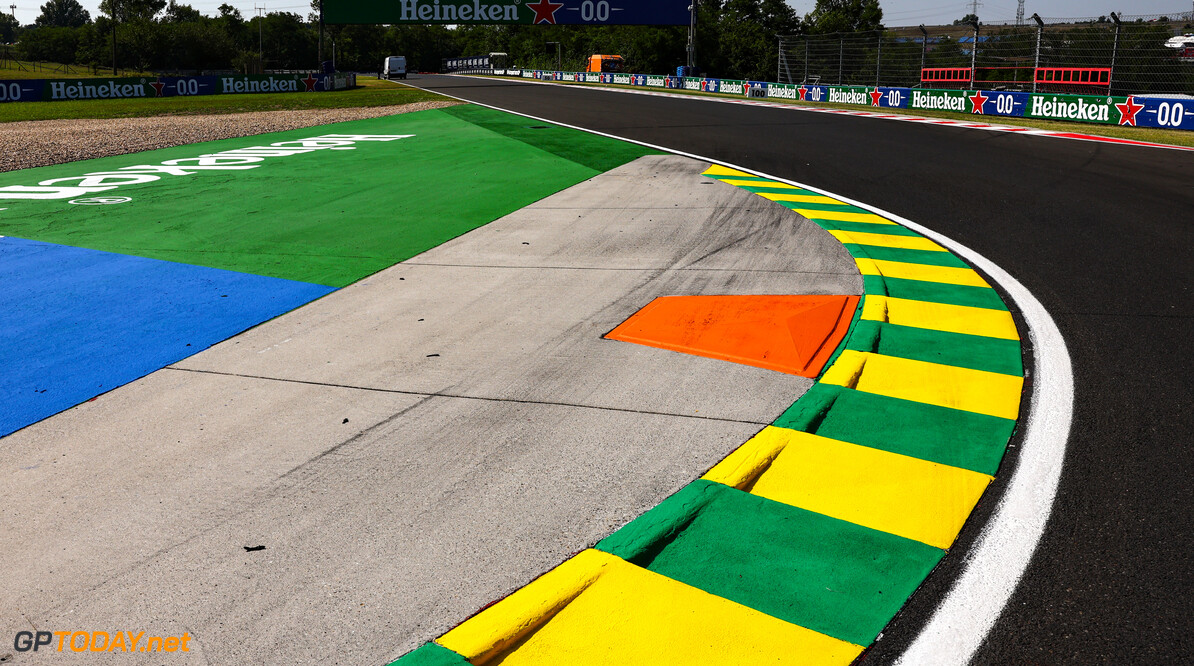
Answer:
302;74;319;92
149;78;165;97
1116;95;1144;126
869;87;883;107
969;90;989;114
527;0;563;24
798;86;808;101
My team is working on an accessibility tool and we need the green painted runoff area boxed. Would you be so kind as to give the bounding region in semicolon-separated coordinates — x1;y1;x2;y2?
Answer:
0;105;657;287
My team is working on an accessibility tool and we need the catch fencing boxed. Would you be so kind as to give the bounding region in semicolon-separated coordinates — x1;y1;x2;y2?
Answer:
469;68;1194;132
778;12;1194;96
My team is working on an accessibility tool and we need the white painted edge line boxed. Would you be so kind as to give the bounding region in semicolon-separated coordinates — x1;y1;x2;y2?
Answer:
828;198;1075;666
411;84;1075;664
442;73;1194;152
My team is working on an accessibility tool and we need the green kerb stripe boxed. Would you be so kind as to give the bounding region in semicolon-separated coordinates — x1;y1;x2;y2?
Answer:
847;320;1024;376
844;243;972;268
864;275;1008;310
596;480;942;647
709;175;777;184
389;642;469;665
776;201;874;214
774;383;1014;476
806;218;924;235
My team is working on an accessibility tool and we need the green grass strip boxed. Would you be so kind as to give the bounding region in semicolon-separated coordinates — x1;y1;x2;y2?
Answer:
0;78;447;123
596;480;943;646
864;275;1008;310
0;106;656;287
847;320;1024;376
389;642;469;665
775;383;1014;476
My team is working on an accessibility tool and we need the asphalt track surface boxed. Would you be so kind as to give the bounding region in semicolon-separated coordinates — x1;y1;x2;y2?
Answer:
405;75;1194;664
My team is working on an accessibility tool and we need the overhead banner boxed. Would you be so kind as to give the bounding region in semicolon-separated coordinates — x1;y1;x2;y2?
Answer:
323;0;690;25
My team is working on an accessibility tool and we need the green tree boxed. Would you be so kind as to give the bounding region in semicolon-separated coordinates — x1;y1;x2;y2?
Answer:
163;19;236;71
163;1;203;23
99;0;167;22
0;12;20;42
953;13;978;26
35;0;91;27
18;25;82;61
804;0;882;34
214;3;249;47
253;11;316;69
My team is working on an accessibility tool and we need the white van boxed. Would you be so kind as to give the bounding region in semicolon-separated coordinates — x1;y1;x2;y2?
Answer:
383;56;407;80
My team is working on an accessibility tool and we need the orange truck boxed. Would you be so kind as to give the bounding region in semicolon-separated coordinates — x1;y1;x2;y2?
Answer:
587;55;624;73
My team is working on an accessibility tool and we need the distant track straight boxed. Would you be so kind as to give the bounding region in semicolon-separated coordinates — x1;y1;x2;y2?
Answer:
405;74;1194;664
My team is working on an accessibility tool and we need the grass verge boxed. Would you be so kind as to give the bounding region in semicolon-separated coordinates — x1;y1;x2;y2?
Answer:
0;61;157;80
0;77;448;123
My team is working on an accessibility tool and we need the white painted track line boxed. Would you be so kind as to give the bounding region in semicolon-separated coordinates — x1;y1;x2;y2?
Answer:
412;80;1076;664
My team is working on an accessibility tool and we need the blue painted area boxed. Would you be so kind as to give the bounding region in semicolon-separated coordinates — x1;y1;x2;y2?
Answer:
0;236;336;438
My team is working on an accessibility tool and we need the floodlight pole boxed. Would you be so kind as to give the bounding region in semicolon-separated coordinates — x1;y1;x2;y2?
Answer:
1032;12;1043;92
919;24;928;78
256;4;264;73
686;0;696;69
1109;11;1121;94
110;0;118;75
969;17;979;88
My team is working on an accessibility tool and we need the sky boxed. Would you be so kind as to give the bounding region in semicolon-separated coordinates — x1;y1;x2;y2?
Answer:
9;0;1194;33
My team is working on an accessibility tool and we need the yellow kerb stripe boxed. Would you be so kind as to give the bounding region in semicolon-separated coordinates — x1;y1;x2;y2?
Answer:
820;350;1022;420
856;258;991;288
717;178;800;189
793;209;897;225
756;192;845;205
706;427;991;549
702;164;756;178
862;295;1019;340
828;229;947;252
439;549;862;666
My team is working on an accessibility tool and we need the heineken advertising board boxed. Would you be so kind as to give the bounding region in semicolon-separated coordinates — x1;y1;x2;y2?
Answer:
323;0;690;25
486;69;1194;132
0;73;352;104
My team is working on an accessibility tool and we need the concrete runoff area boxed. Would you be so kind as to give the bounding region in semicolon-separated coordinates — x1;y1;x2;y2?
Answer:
0;155;860;664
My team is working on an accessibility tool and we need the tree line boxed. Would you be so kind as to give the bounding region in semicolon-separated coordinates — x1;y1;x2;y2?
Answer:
3;0;885;78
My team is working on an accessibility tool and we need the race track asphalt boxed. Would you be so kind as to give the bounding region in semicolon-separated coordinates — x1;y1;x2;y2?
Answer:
404;74;1193;664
